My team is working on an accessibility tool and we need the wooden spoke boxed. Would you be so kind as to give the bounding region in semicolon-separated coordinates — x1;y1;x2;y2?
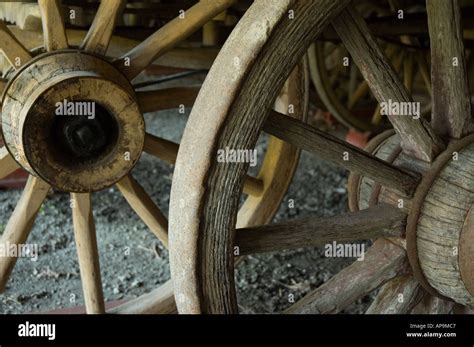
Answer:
0;78;6;92
366;275;422;314
241;175;264;197
80;0;124;55
38;0;68;51
285;240;407;314
114;0;234;80
109;279;177;314
137;87;200;113
264;111;420;196
348;45;398;110
143;133;179;165
0;147;19;180
427;0;472;138
333;9;444;162
0;176;49;291
235;204;406;255
154;47;218;70
71;193;105;314
372;49;405;125
0;21;32;69
411;293;454;314
116;174;168;247
144;133;264;196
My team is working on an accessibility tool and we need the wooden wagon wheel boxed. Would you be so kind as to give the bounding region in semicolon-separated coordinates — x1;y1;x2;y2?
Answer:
0;0;307;314
169;0;474;314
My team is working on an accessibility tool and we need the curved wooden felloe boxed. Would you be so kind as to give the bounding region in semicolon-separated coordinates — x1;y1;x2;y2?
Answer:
169;0;352;314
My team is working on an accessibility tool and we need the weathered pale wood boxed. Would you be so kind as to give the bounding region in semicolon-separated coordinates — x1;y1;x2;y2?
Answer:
427;0;472;138
115;0;235;79
143;133;179;165
0;147;19;180
366;275;422;314
137;87;200;113
333;9;444;162
109;280;177;314
264;111;420;196
285;240;407;314
416;143;474;306
411;293;454;314
235;204;406;255
38;0;68;51
71;193;105;314
116;174;168;247
143;133;264;196
80;0;125;55
2;51;144;192
0;176;49;291
0;21;32;69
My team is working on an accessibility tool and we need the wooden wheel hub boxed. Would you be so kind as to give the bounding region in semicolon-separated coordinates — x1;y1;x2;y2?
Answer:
1;50;144;192
351;134;474;307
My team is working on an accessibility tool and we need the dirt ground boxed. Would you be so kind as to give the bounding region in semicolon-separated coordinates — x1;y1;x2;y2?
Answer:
0;77;373;314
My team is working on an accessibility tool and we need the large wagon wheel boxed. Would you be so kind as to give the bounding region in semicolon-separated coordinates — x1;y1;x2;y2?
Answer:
0;0;307;314
170;0;474;314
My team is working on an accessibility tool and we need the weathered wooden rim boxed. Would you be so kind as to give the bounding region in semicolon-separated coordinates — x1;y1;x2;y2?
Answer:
406;133;474;301
169;0;352;314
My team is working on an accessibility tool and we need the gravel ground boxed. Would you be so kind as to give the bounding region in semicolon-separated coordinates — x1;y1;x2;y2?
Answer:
0;78;373;314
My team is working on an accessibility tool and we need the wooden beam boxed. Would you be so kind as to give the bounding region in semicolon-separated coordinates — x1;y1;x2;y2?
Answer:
285;240;406;314
38;0;68;51
264;111;420;196
71;193;105;314
411;293;454;314
109;280;177;314
427;0;472;138
0;176;49;291
235;204;406;255
114;0;235;79
80;0;125;55
137;87;200;113
333;9;444;162
0;21;32;69
116;174;168;247
366;275;422;313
